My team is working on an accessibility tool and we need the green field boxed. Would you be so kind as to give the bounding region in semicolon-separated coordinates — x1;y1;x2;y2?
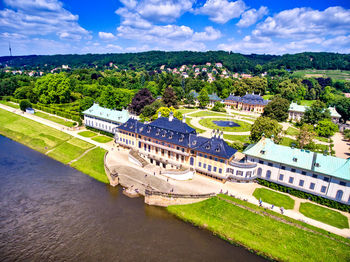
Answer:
35;111;76;127
70;147;109;183
0;108;71;153
47;138;94;164
280;137;297;147
253;188;295;209
223;134;250;143
188;111;229;117
91;136;113;143
199;118;251;132
299;203;349;229
168;195;350;262
0;100;20;109
78;130;97;138
285;127;299;136
316;136;329;143
292;70;350;81
186;117;205;133
177;108;198;114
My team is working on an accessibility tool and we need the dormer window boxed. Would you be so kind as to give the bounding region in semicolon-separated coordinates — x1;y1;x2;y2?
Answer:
293;157;297;162
169;135;173;139
314;163;320;167
215;147;220;152
140;127;144;132
260;150;265;154
156;132;160;136
179;138;183;142
192;140;197;145
206;145;210;150
162;133;166;137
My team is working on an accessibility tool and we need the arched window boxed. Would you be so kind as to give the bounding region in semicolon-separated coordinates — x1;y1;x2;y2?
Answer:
257;168;262;177
266;170;271;179
336;190;343;201
189;157;194;166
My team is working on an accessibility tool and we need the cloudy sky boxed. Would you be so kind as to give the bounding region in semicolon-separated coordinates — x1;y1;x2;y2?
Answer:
0;0;349;56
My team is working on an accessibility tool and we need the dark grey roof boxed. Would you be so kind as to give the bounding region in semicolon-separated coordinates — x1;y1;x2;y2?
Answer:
149;117;196;133
224;93;269;106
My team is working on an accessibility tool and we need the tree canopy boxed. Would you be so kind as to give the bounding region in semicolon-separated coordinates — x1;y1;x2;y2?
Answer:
302;101;331;125
250;117;282;143
129;88;155;115
262;96;290;122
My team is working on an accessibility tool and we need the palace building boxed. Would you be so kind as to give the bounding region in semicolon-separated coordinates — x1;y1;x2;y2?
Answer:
115;112;257;181
244;137;350;204
288;102;341;123
224;93;269;113
83;103;130;134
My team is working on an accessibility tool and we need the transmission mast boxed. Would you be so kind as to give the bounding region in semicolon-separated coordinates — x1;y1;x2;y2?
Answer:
9;42;12;56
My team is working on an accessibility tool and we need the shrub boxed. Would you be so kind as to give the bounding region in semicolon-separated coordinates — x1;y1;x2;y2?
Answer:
19;99;32;112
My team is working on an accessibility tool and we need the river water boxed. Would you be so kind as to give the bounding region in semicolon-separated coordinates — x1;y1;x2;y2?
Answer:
0;135;264;262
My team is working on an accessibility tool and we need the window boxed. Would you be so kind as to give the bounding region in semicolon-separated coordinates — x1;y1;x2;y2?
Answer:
213;167;217;172
309;183;315;190
257;168;262;177
289;177;294;184
266;170;271;179
336;190;343;201
268;163;273;167
219;168;222;174
203;164;206;169
199;153;202;157
299;180;304;187
209;156;212;160
321;186;327;193
190;157;194;166
323;177;329;182
312;174;318;179
259;160;264;164
204;155;207;158
279;174;284;181
246;171;252;177
198;162;201;167
291;169;296;173
302;171;306;175
281;166;285;170
214;157;218;161
340;181;346;186
236;171;243;176
208;165;212;171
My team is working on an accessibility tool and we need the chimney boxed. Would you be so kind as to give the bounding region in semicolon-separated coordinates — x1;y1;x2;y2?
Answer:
211;129;215;138
158;111;161;118
182;115;186;123
169;111;174;122
220;131;223;139
216;129;220;138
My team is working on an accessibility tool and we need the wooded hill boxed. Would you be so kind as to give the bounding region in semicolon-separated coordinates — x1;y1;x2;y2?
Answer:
1;51;349;72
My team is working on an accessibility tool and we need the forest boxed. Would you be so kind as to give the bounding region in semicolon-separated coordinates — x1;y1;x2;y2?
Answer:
1;51;350;72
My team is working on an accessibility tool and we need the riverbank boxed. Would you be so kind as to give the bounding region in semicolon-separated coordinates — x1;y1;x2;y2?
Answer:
0;108;108;183
167;195;350;262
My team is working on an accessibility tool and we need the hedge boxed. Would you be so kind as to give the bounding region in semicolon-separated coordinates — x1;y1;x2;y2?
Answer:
86;126;114;138
257;178;350;212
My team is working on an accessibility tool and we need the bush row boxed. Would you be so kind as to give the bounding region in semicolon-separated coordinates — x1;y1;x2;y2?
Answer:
86;126;114;138
31;104;82;124
257;178;350;212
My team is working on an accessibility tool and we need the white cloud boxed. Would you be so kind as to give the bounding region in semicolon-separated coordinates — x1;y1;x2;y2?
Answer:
193;26;221;41
253;6;350;39
98;32;116;40
115;7;152;29
195;0;246;24
237;6;268;27
119;0;138;9
0;0;90;40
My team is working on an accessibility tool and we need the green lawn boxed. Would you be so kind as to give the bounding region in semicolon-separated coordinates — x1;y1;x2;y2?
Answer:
0;100;20;109
300;100;316;106
78;130;97;138
316;136;329;143
177;108;197;114
253;188;295;209
280;137;297;147
91;136;113;143
35;111;76;127
199;118;251;132
188;111;229;118
47;138;94;164
299;203;349;229
70;147;109;183
292;70;350;81
285;127;299;136
0;108;71;153
168;195;350;262
186;117;205;133
223;134;250;143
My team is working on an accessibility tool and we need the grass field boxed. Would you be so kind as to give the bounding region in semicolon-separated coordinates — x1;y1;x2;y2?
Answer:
253;188;295;209
280;137;297;147
177;108;198;114
35;111;76;127
0;108;71;153
300;100;316;106
47;138;94;164
223;134;250;143
70;147;109;183
292;70;350;80
91;136;113;143
299;203;349;229
188;111;229;118
186;117;205;133
199;118;251;132
285;127;299;136
316;136;329;143
78;130;97;138
167;195;350;262
0;100;20;109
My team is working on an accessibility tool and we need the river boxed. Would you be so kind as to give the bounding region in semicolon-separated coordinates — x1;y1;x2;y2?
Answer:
0;135;264;261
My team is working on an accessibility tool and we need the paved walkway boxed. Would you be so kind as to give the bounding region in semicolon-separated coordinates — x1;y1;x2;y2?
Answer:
332;132;350;159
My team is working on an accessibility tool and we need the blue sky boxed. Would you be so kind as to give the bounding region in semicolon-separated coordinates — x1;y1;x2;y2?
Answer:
0;0;349;56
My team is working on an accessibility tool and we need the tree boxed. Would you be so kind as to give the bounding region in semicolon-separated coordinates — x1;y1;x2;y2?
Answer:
297;124;316;149
343;129;350;140
262;96;290;122
335;97;350;122
184;92;195;106
316;120;338;138
250;117;282;143
153;106;182;120
211;101;226;112
19;99;32;112
129;88;155;115
198;89;209;108
302;100;331;125
162;86;177;107
79;96;94;111
140;100;164;121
